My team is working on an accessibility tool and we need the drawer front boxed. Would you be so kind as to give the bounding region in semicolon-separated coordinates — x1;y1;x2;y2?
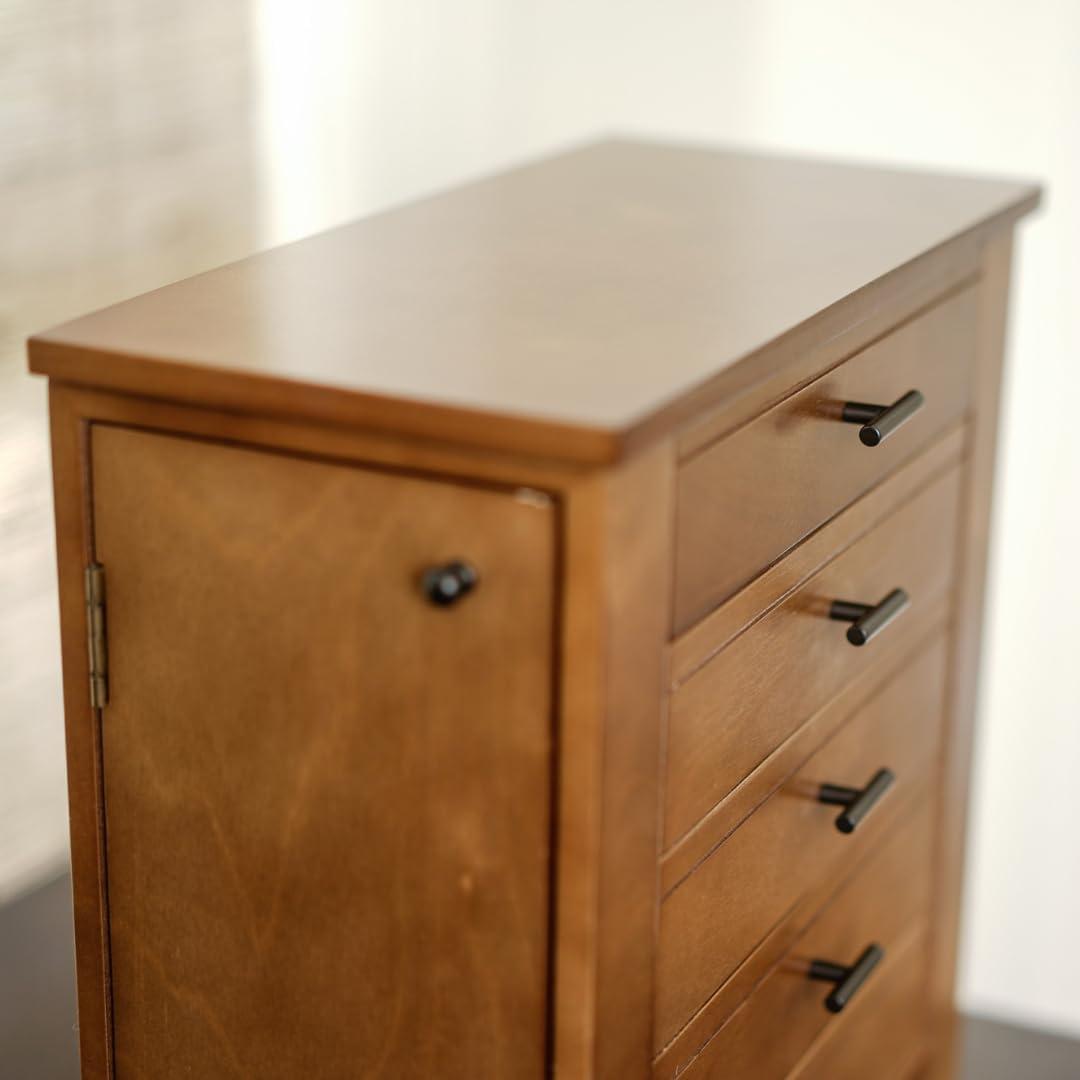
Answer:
665;465;961;851
91;427;556;1079
656;635;946;1050
674;286;976;632
790;933;931;1080
656;799;934;1080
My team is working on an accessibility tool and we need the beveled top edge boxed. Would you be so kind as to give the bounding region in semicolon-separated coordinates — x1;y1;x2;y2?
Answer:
29;138;1040;466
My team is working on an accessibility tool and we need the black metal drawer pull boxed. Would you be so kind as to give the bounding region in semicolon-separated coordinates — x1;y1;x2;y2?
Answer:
808;944;885;1013
841;389;925;446
422;560;478;606
829;588;909;646
818;768;895;833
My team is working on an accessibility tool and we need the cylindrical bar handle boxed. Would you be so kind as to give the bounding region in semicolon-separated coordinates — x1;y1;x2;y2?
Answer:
829;588;909;646
808;944;885;1013
818;768;895;833
841;389;925;446
422;560;478;606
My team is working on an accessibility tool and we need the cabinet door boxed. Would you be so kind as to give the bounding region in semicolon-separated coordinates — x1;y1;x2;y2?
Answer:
90;426;556;1079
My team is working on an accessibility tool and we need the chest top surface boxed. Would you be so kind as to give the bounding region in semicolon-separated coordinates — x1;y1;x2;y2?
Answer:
29;138;1037;462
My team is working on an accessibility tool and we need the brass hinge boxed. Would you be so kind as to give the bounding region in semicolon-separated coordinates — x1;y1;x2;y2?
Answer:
85;563;108;708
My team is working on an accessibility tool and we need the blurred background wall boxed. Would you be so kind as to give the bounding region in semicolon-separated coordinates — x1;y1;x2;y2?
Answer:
1;0;257;902
3;0;1077;1040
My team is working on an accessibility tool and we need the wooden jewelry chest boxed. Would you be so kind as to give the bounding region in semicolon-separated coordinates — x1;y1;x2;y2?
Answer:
30;139;1039;1078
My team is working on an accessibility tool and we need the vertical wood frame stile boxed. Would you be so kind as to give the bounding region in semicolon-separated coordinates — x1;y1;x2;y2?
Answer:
927;228;1017;1078
48;386;112;1079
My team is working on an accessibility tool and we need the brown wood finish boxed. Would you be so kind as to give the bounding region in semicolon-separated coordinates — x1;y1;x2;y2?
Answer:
665;465;963;850
30;142;1040;1080
669;421;964;687
44;382;589;492
547;470;607;1078
45;380;667;1080
789;932;932;1080
661;426;963;892
28;141;1037;465
675;284;977;630
549;444;674;1078
657;798;935;1080
671;245;980;462
592;446;675;1077
790;932;932;1080
47;387;112;1078
655;614;953;1064
663;597;950;897
91;426;556;1078
925;229;1018;1079
655;635;948;1052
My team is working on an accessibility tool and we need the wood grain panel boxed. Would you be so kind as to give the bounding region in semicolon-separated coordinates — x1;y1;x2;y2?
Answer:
655;636;947;1051
46;389;112;1077
592;446;675;1078
549;444;676;1080
662;600;949;896
675;286;977;630
91;426;556;1079
926;229;1018;1077
656;799;935;1080
670;423;964;687
665;466;963;850
790;933;931;1080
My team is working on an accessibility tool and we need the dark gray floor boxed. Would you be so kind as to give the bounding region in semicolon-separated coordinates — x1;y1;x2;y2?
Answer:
960;1014;1080;1080
0;874;79;1079
3;873;1079;1078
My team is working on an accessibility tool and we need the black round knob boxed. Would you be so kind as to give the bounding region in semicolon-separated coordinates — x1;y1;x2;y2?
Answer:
422;560;478;607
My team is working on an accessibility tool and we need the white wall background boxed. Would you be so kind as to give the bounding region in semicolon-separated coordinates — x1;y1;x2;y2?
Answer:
0;0;257;906
254;0;1079;1036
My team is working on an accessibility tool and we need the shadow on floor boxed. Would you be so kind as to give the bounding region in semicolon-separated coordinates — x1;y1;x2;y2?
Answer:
0;873;78;1079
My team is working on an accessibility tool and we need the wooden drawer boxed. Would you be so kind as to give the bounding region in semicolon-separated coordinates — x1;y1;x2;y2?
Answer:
665;464;962;851
674;286;976;632
655;635;946;1051
790;933;931;1080
655;798;934;1079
